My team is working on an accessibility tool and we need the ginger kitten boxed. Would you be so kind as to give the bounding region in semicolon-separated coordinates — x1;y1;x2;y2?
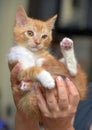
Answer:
8;6;87;117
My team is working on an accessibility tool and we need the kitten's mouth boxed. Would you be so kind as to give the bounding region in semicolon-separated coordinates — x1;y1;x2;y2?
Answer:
28;45;41;51
27;43;42;51
32;45;40;49
34;43;42;48
32;45;39;48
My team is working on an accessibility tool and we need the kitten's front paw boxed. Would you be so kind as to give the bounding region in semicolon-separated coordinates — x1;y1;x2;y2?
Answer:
60;37;73;51
36;71;55;89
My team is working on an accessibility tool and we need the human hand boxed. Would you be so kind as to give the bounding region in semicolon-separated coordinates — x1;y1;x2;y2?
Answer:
35;76;80;130
10;63;39;130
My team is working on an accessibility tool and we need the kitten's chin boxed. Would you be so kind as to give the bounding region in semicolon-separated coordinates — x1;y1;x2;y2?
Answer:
27;46;43;52
30;48;39;52
28;46;43;52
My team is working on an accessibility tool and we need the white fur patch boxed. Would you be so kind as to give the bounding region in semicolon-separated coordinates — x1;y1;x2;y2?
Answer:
62;50;77;75
59;58;65;64
20;81;28;91
60;38;77;76
7;46;35;69
36;70;55;89
36;58;45;67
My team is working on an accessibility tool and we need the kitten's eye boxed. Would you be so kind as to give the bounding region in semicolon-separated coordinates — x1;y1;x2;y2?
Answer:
27;30;34;36
41;34;48;39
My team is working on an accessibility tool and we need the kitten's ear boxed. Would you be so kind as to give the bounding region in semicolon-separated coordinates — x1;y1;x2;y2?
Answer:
46;15;57;30
15;6;28;27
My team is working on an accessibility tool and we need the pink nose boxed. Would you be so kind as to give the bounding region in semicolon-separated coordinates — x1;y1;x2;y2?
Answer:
35;41;40;45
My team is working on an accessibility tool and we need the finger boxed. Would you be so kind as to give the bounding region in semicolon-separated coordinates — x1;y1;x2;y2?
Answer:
35;86;50;117
45;89;59;112
11;63;21;85
56;76;68;110
65;78;80;111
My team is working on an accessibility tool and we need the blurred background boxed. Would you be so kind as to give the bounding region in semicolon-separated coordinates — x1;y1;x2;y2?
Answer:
0;0;92;129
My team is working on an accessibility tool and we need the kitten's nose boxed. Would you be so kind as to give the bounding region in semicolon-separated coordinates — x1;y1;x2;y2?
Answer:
35;41;40;45
35;40;40;45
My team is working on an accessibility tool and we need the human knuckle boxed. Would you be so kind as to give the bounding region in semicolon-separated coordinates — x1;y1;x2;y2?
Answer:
72;92;79;98
56;107;60;112
44;112;50;117
59;97;67;102
47;99;54;105
70;108;77;115
71;109;77;115
61;112;68;118
52;114;58;119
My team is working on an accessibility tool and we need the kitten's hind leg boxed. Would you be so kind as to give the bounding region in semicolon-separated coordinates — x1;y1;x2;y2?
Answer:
18;66;55;89
60;37;77;76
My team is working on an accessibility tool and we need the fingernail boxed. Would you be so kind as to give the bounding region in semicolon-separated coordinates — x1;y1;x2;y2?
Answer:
57;76;62;81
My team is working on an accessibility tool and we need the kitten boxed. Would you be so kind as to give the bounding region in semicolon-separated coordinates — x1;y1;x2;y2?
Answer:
8;6;87;117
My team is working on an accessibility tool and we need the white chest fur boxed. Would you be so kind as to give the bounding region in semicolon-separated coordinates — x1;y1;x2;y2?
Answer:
36;58;46;67
8;46;45;69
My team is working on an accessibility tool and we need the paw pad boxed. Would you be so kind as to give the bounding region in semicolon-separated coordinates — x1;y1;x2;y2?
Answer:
60;37;73;50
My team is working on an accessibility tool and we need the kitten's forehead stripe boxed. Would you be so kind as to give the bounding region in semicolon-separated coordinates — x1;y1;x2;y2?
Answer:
29;19;46;31
34;22;45;31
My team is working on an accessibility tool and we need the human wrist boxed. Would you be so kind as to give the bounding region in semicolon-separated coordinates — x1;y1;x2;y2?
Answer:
44;117;74;130
15;111;39;130
45;126;74;130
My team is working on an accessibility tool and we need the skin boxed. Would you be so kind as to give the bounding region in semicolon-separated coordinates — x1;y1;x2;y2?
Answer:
10;63;39;130
10;63;80;130
90;124;92;130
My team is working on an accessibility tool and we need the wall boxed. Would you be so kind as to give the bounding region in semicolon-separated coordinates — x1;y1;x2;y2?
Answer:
0;0;28;129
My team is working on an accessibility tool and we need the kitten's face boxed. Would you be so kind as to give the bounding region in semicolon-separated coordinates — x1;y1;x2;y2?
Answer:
14;6;57;52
